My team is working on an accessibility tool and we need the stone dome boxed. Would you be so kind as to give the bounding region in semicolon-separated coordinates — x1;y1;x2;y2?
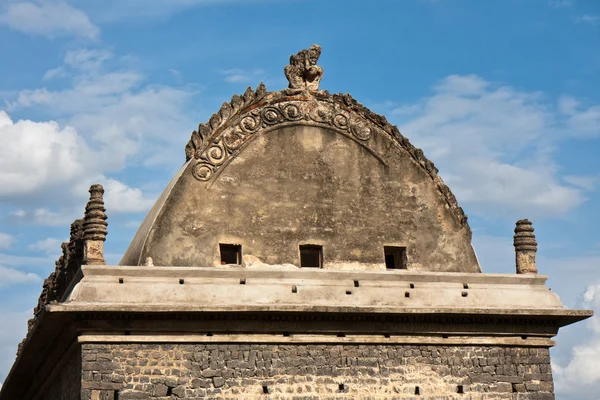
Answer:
119;48;480;273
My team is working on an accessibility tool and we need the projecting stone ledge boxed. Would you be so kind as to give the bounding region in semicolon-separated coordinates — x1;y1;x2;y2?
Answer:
52;265;591;330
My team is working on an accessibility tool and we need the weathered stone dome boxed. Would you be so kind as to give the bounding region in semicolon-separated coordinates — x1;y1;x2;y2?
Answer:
120;47;480;273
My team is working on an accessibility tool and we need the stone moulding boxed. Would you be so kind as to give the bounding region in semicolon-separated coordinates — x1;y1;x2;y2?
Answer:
185;85;469;228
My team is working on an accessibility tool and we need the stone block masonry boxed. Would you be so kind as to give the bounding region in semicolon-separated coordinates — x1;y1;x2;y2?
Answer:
80;343;554;399
44;346;81;400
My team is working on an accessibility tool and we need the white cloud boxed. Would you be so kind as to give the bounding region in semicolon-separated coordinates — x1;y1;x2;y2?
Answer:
576;15;599;25
555;283;600;398
0;310;31;385
220;68;266;84
0;234;16;250
28;238;64;254
1;47;192;218
7;48;196;169
549;0;573;7
0;111;94;198
563;175;597;191
558;95;600;137
0;265;40;287
393;74;598;218
558;95;580;115
9;208;75;227
0;1;99;40
69;0;275;23
0;253;51;267
102;179;155;213
68;177;156;213
471;234;513;274
42;66;67;81
64;48;112;71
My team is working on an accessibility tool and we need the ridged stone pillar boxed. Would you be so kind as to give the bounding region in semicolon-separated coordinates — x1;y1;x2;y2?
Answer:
83;184;108;265
513;219;537;274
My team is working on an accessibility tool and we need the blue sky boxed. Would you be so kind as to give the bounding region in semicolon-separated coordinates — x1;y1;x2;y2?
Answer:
0;0;599;397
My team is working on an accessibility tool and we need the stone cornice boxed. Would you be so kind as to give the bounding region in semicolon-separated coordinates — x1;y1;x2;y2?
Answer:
61;266;581;315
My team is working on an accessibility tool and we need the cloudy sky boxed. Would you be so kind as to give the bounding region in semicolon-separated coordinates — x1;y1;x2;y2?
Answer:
0;0;599;397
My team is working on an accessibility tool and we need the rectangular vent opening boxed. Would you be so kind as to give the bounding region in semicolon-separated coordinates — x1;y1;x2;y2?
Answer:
463;283;469;289
240;278;246;285
354;280;360;287
300;244;323;268
457;385;464;394
405;292;410;298
291;285;297;293
262;385;269;394
415;386;421;395
179;278;185;285
384;246;407;269
220;243;242;265
409;283;415;289
118;278;124;284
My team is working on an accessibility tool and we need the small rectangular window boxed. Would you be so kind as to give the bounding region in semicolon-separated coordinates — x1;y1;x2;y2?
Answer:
300;245;323;268
220;244;241;265
384;246;407;269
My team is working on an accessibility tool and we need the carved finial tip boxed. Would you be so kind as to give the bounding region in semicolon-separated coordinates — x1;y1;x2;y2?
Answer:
89;183;104;194
284;44;324;92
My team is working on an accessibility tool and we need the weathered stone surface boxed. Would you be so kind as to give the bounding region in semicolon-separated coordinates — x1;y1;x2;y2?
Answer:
83;184;108;265
284;44;324;92
81;343;554;399
124;123;479;272
122;46;477;271
514;219;538;274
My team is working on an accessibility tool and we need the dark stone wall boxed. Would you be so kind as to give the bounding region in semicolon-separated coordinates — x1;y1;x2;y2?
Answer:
43;347;81;400
137;126;479;272
81;343;554;399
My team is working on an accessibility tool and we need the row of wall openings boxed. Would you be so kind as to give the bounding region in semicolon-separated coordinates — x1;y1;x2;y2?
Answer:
220;243;407;269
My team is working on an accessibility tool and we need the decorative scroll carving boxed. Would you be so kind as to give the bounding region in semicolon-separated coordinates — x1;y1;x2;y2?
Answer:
184;46;469;229
185;83;267;162
514;219;538;274
284;44;324;92
190;99;377;183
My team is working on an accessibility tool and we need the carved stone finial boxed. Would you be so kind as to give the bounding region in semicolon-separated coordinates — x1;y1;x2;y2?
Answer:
284;44;324;92
83;184;107;265
514;219;537;274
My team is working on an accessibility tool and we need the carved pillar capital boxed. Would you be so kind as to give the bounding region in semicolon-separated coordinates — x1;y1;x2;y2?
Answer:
514;219;537;274
83;184;107;265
